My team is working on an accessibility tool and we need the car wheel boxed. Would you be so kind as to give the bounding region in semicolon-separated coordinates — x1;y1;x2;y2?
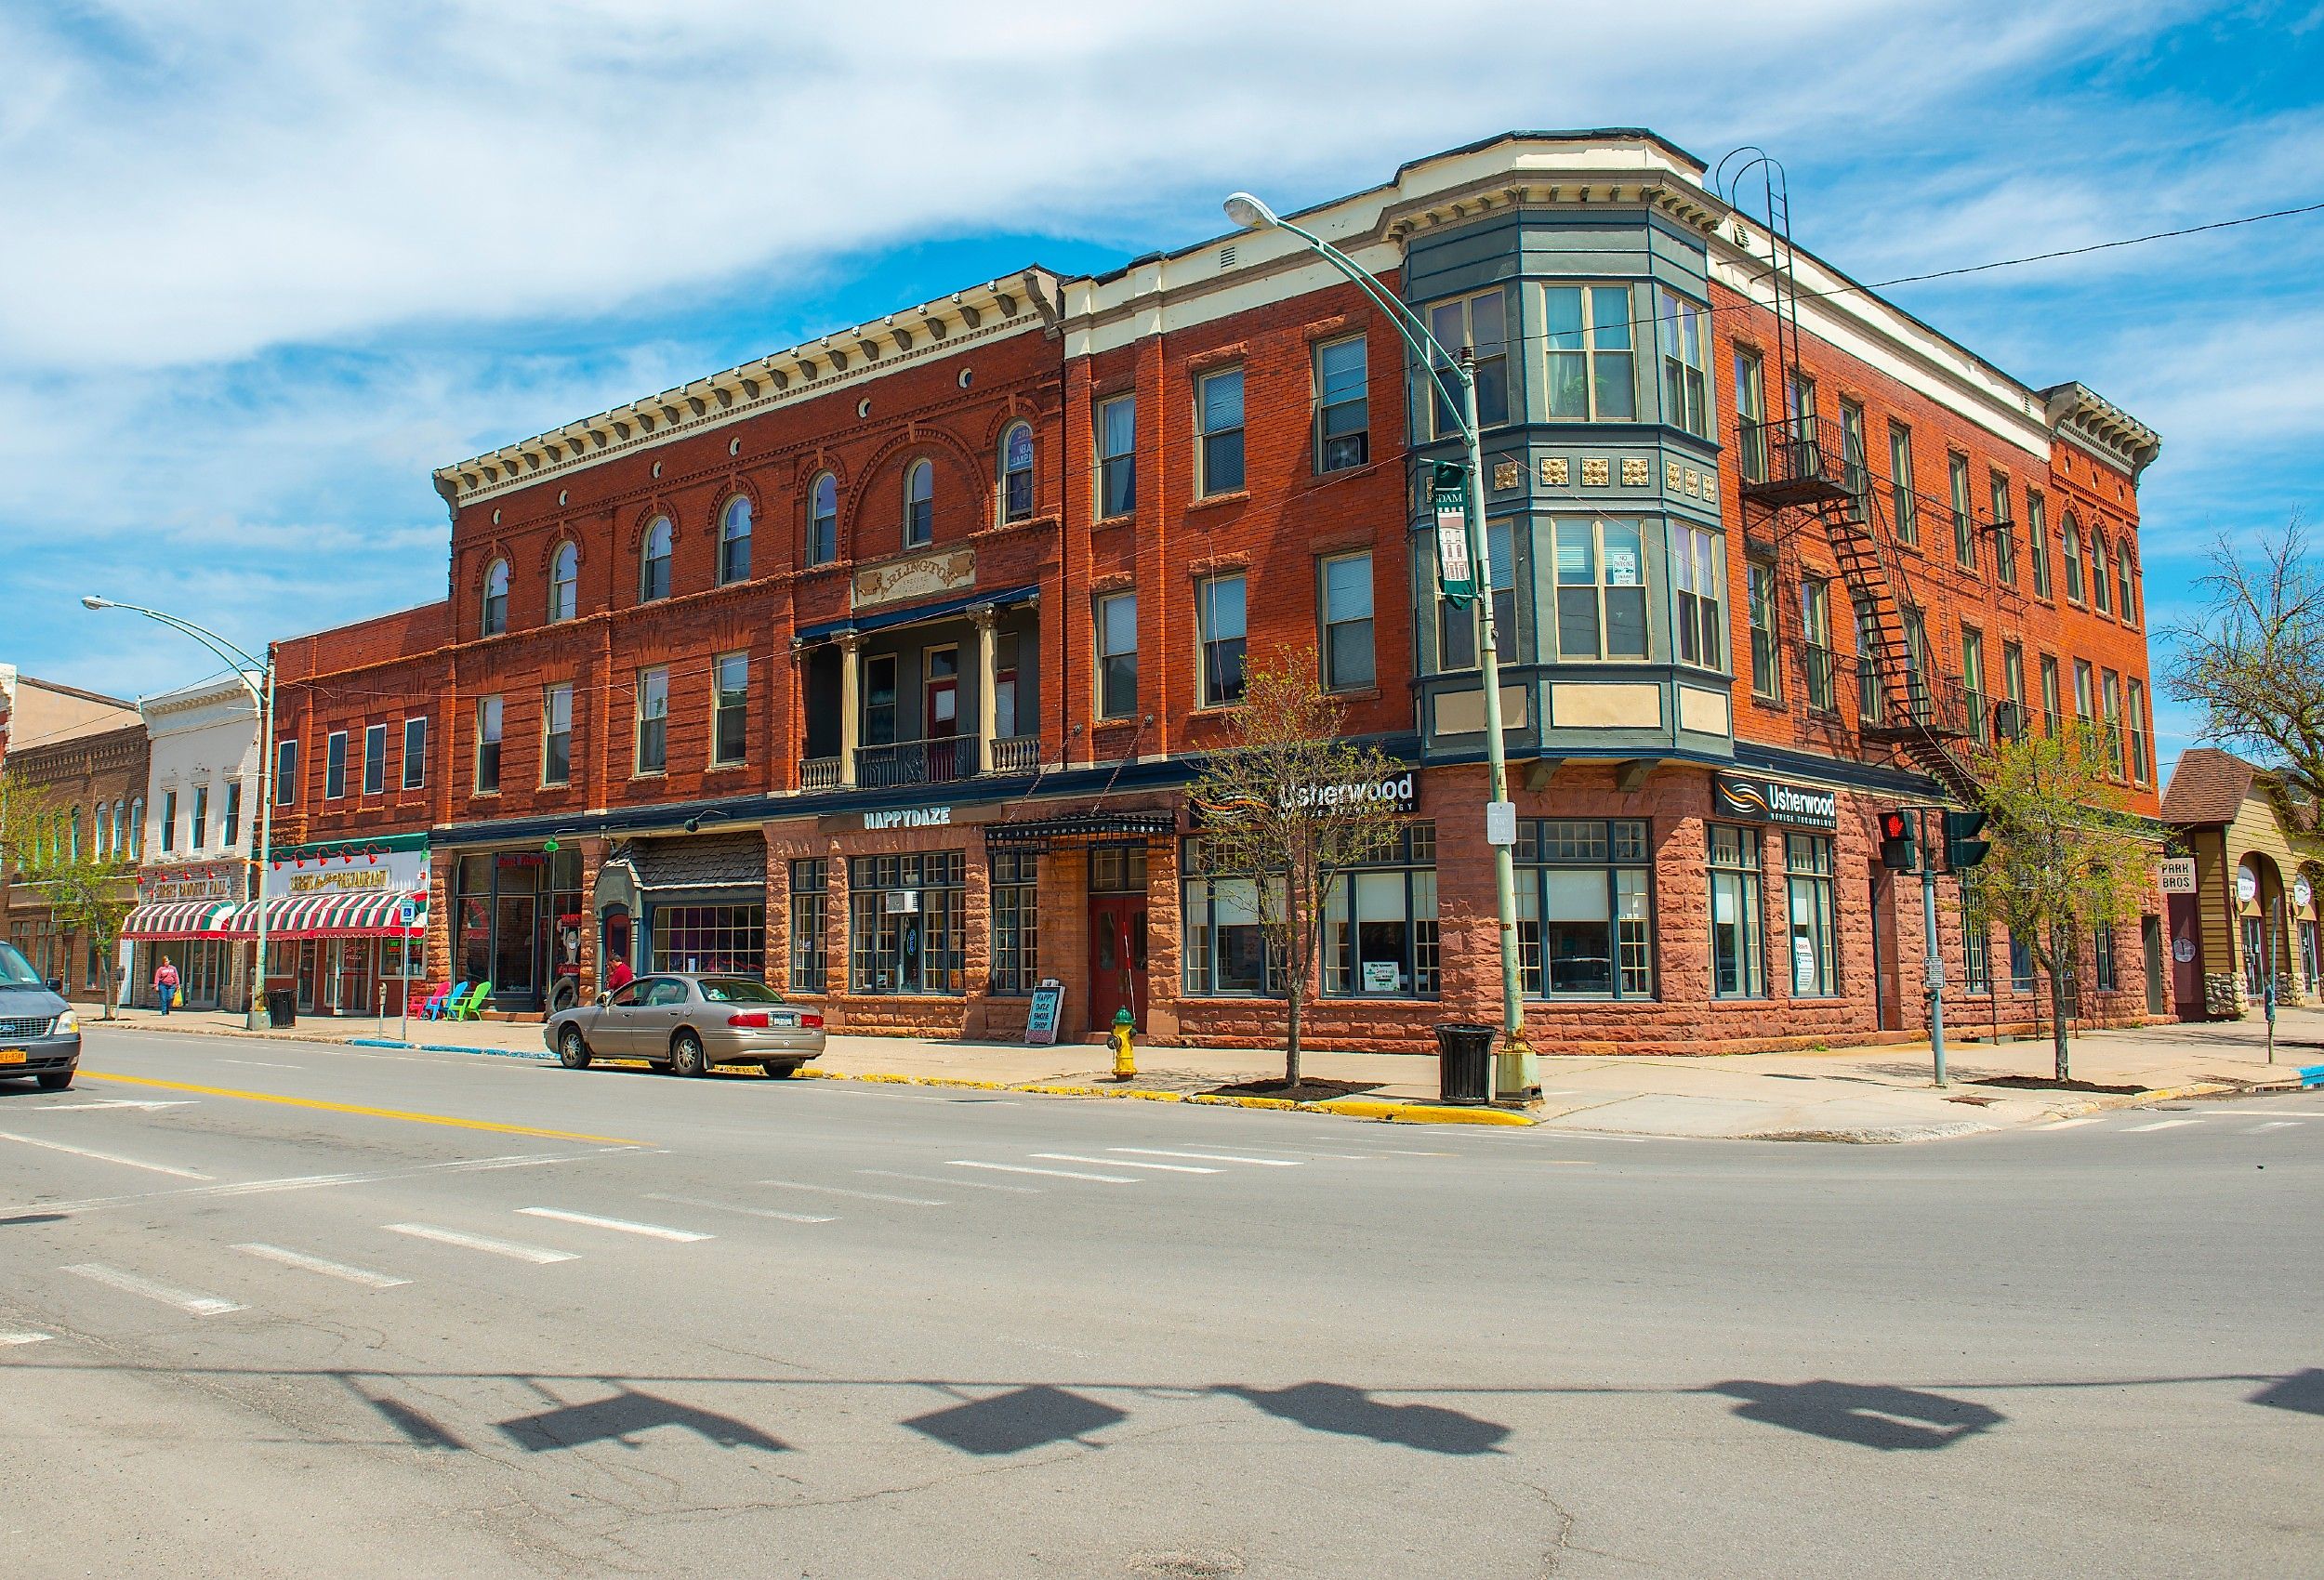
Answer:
764;1061;800;1079
36;1070;73;1092
669;1030;708;1077
557;1025;591;1069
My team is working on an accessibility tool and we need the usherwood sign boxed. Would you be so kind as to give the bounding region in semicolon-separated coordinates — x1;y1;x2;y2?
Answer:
1193;770;1418;823
1711;773;1839;830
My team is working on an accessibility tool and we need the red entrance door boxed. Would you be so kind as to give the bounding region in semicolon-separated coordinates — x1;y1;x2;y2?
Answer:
1087;895;1148;1033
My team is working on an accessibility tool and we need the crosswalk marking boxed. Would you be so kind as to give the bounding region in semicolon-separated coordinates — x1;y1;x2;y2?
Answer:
759;1178;949;1206
1033;1152;1217;1174
517;1207;712;1243
65;1263;244;1315
860;1168;1039;1194
646;1192;835;1224
0;1130;210;1179
2247;1120;2300;1132
1109;1148;1302;1167
384;1223;577;1263
232;1243;410;1288
0;1332;53;1346
2121;1119;2199;1132
2041;1115;2110;1129
950;1161;1138;1184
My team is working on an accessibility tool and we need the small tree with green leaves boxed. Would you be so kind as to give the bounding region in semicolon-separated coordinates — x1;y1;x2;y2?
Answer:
1963;722;2160;1082
1186;664;1410;1092
30;848;137;1016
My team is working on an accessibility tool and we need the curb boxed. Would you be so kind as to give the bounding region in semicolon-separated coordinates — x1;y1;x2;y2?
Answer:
802;1069;1535;1125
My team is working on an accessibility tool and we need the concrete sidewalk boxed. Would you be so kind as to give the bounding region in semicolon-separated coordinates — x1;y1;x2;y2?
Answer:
84;1002;2324;1141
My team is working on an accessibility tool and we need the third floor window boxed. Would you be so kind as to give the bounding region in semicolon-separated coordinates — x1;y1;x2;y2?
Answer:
1314;336;1369;472
808;473;838;566
1657;289;1710;439
903;460;933;548
640;516;673;602
1196;572;1248;707
1197;368;1245;496
1544;284;1635;422
719;496;752;585
1098;395;1136;518
1427;287;1509;438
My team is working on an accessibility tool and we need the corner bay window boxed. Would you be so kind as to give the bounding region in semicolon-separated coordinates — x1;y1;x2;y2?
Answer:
1670;522;1724;670
1518;820;1653;998
1553;519;1646;661
1181;838;1283;997
1544;284;1635;421
1427;287;1509;436
989;849;1040;995
1657;289;1710;438
1785;835;1838;996
787;859;826;993
1709;824;1765;998
1440;518;1515;670
850;851;964;994
1324;823;1438;998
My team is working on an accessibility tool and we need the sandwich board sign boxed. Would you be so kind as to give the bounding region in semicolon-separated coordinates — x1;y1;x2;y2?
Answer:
1025;979;1065;1046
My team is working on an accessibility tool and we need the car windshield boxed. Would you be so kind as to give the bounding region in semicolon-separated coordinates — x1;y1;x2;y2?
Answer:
0;942;43;987
697;977;783;1004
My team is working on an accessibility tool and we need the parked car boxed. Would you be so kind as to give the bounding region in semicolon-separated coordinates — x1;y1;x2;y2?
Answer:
0;941;81;1091
543;973;825;1078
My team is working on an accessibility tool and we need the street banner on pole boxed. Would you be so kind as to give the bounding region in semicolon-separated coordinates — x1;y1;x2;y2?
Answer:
1431;462;1474;605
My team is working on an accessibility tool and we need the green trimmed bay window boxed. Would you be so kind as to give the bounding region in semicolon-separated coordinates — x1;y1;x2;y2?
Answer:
1323;823;1438;998
1517;820;1654;998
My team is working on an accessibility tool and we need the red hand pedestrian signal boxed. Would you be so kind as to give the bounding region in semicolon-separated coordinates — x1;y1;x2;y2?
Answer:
1878;809;1919;872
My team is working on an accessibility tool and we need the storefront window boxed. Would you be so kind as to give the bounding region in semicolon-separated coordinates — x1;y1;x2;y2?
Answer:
788;859;826;993
989;849;1040;995
2009;930;2035;993
850;851;965;994
454;848;581;1007
1961;896;1990;993
1516;820;1653;998
1708;823;1765;998
1181;838;1284;997
652;902;766;977
1784;834;1839;997
1323;823;1438;997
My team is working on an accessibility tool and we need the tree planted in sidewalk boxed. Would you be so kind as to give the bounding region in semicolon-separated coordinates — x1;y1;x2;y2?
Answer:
2167;514;2324;803
1185;664;1410;1093
1961;721;2160;1083
28;848;136;1018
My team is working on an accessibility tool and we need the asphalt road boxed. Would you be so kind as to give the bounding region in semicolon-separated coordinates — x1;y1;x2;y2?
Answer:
3;1026;2318;1579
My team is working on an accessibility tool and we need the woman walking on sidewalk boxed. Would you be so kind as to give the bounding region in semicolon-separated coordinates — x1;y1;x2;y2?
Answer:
153;958;180;1014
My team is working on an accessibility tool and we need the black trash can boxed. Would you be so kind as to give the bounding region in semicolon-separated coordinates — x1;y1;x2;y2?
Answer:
266;988;297;1029
1433;1021;1496;1106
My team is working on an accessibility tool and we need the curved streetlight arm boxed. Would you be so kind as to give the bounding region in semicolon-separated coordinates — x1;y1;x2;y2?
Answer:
85;599;266;692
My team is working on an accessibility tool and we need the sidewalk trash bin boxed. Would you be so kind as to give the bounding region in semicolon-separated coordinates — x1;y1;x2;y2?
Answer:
1433;1021;1496;1105
266;989;297;1029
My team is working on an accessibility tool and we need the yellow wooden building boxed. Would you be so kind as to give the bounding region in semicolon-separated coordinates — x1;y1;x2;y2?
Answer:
2159;748;2324;1019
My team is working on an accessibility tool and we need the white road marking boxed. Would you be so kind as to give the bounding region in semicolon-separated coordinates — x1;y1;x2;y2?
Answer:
2247;1120;2300;1132
759;1178;948;1206
2040;1115;2111;1129
216;1060;300;1070
860;1168;1037;1194
0;1332;54;1346
64;1263;244;1315
517;1207;711;1243
10;1150;628;1219
2121;1119;2199;1132
646;1192;835;1224
0;1130;210;1179
1034;1152;1216;1174
1109;1148;1302;1167
951;1160;1137;1184
1385;1150;1458;1157
33;1099;196;1112
383;1224;577;1263
232;1243;410;1289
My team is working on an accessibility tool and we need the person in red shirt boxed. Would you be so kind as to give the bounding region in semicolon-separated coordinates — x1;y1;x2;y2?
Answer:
605;957;634;993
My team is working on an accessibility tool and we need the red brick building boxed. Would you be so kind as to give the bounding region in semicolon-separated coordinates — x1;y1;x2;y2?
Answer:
266;131;2169;1052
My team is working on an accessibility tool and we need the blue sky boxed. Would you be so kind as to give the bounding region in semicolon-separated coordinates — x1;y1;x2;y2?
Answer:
3;1;2317;778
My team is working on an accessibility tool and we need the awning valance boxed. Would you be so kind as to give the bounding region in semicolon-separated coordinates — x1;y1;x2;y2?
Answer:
983;811;1178;851
122;900;239;940
220;892;427;939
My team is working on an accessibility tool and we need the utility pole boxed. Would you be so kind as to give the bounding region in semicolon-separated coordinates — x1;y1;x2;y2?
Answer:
1920;806;1947;1088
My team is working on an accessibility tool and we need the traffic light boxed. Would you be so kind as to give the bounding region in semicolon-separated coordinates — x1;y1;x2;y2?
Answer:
1878;809;1918;872
1944;809;1991;871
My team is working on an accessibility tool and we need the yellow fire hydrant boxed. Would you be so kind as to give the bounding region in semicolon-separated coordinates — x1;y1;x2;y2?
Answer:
1110;1007;1137;1080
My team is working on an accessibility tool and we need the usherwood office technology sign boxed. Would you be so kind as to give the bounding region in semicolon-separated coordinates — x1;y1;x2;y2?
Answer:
1711;773;1839;830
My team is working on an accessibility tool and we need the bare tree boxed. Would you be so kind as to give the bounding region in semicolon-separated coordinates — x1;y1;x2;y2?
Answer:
2168;514;2324;803
1186;665;1409;1091
1963;722;2160;1082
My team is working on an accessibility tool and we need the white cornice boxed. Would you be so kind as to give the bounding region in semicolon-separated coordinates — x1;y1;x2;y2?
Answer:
437;270;1063;509
2043;382;2161;481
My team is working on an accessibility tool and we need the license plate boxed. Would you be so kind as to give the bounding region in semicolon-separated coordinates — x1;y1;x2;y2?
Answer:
770;1016;795;1028
0;1049;24;1064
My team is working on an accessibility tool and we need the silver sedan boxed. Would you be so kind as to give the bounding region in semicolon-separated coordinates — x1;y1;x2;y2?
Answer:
544;973;826;1078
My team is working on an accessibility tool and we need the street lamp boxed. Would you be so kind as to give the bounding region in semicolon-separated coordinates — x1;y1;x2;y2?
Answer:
1223;191;1535;1099
83;596;278;1032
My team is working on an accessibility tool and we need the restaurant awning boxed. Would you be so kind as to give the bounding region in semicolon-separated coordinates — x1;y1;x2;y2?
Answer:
982;811;1178;851
121;900;239;941
219;892;427;939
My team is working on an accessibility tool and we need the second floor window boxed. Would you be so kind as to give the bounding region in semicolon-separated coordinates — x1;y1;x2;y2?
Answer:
475;697;502;794
1320;551;1374;691
275;739;297;806
713;652;748;767
1000;423;1035;522
542;684;572;786
1962;626;1987;744
2041;654;2062;736
1840;400;1869;517
1197;572;1248;706
1670;522;1724;671
363;722;386;795
1544;284;1636;422
636;666;668;773
1427;287;1509;437
1657;289;1710;439
2001;641;2027;740
1888;422;1918;546
2129;678;2150;783
324;731;348;798
640;516;673;601
1949;454;1976;570
1314;336;1369;471
1552;518;1647;661
808;473;838;566
1440;519;1516;672
1197;368;1245;496
2117;542;2138;625
549;541;578;622
719;496;752;585
1748;560;1781;701
1099;395;1136;517
191;785;209;850
903;460;933;547
482;558;508;636
1802;577;1834;714
1990;472;2017;585
2028;490;2051;598
1097;592;1137;719
1733;348;1766;481
2091;530;2113;614
2063;511;2086;602
223;780;242;848
403;717;428;789
161;791;177;853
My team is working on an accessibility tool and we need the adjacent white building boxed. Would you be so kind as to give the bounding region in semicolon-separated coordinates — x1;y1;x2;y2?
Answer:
125;672;262;1010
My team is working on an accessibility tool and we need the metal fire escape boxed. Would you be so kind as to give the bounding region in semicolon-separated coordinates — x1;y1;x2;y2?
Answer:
1714;150;1984;809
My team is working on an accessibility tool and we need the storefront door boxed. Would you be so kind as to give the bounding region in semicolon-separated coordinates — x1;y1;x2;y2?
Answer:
495;890;539;1008
297;941;319;1011
1869;869;1902;1032
1087;894;1147;1033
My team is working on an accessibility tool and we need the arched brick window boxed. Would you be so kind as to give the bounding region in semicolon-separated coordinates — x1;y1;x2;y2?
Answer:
904;459;933;548
999;422;1034;524
548;541;578;623
720;495;753;585
640;516;673;602
482;558;509;636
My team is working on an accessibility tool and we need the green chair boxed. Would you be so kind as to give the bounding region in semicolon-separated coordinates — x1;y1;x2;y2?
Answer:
450;981;494;1020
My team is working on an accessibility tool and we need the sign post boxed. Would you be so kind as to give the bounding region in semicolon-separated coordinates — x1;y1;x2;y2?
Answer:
1918;807;1948;1087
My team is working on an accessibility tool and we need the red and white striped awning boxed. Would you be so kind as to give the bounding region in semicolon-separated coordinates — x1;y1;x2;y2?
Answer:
121;900;239;940
219;892;427;939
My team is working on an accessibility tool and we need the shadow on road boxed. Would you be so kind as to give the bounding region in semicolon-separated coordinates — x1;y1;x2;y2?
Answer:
2249;1368;2324;1415
1228;1381;1510;1455
1708;1380;2004;1450
904;1384;1129;1455
495;1387;787;1453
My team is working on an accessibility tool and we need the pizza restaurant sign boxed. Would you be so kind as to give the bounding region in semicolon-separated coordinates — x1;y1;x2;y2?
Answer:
263;848;431;904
